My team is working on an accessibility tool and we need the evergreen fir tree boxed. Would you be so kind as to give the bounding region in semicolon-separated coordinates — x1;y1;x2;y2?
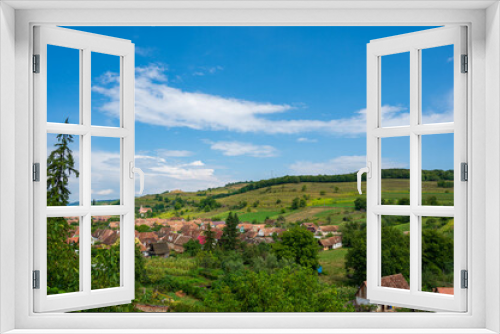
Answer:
203;223;216;252
46;118;80;293
221;212;240;250
47;118;79;206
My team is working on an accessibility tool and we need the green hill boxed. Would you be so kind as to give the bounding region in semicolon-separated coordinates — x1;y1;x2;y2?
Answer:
134;170;454;227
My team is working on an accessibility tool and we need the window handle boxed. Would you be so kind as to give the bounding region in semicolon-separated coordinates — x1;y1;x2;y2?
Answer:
129;161;145;195
357;162;371;195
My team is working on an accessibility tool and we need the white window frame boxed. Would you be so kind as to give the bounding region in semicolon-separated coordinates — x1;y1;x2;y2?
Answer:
0;1;499;333
33;26;136;313
366;26;467;312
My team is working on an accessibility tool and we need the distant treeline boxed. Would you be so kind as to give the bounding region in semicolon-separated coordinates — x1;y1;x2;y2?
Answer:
212;169;453;199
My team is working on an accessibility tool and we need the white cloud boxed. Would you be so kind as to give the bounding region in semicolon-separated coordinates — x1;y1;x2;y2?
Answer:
208;141;278;158
289;155;407;175
184;160;205;167
156;149;193;158
136;46;156;57
92;63;454;136
297;137;317;143
92;189;114;195
193;65;223;76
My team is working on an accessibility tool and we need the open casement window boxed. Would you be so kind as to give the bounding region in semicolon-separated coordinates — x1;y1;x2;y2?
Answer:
33;26;138;312
365;26;467;312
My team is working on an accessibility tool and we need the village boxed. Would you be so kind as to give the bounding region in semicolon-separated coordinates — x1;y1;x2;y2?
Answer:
62;206;453;313
65;206;344;258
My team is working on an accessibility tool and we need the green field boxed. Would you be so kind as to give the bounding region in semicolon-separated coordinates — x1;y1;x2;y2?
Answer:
318;248;350;286
136;178;454;226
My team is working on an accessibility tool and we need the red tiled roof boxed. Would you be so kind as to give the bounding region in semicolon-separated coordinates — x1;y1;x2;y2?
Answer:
319;225;339;232
435;287;454;295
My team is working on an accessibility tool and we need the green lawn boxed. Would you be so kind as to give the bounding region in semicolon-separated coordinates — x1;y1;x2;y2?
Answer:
318;248;350;286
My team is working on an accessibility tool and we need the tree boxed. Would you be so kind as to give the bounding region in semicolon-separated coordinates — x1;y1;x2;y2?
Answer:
272;226;319;269
46;118;79;206
345;226;410;286
205;266;354;312
398;197;410;205
46;121;80;293
135;224;151;233
221;212;240;251
184;239;202;256
354;197;366;211
291;197;300;210
203;223;216;252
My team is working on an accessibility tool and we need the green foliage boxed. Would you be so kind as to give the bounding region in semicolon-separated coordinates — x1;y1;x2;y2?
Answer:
398;197;410;205
136;224;151;232
437;180;454;188
46;217;79;294
47;119;79;206
203;224;216;252
291;197;306;210
220;212;241;251
205;266;354;312
272;226;319;269
184;239;202;256
91;243;120;289
422;229;454;291
199;197;221;211
354;197;366;211
345;225;410;286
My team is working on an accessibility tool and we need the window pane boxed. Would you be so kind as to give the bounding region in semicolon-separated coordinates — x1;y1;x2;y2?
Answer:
381;52;410;127
381;215;410;290
421;45;454;124
381;137;410;205
91;137;121;205
421;216;454;294
421;133;454;206
91;52;121;127
47;45;80;124
47;216;80;295
91;215;121;290
47;133;80;206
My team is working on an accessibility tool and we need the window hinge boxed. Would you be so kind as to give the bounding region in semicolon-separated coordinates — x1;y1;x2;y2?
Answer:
461;54;468;73
33;54;40;73
33;163;40;182
461;162;468;181
33;270;40;289
461;270;468;289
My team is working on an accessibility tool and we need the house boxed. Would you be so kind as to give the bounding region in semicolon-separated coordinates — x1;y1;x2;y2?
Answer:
91;229;119;246
157;226;171;238
355;274;410;312
109;221;119;229
258;227;285;237
167;235;192;253
147;242;170;258
136;232;158;247
301;222;318;233
318;236;343;250
138;206;152;217
317;225;340;236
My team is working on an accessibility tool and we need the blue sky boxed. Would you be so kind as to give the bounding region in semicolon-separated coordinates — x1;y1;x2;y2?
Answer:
47;26;454;202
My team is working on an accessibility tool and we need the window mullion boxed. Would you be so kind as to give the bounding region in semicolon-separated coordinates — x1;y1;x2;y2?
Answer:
409;47;420;294
82;48;92;294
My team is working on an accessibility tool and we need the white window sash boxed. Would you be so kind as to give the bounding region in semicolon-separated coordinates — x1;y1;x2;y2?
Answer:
33;26;136;313
366;26;468;312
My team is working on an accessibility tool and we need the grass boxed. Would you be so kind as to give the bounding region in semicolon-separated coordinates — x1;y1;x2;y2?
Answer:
137;179;454;225
318;248;350;286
